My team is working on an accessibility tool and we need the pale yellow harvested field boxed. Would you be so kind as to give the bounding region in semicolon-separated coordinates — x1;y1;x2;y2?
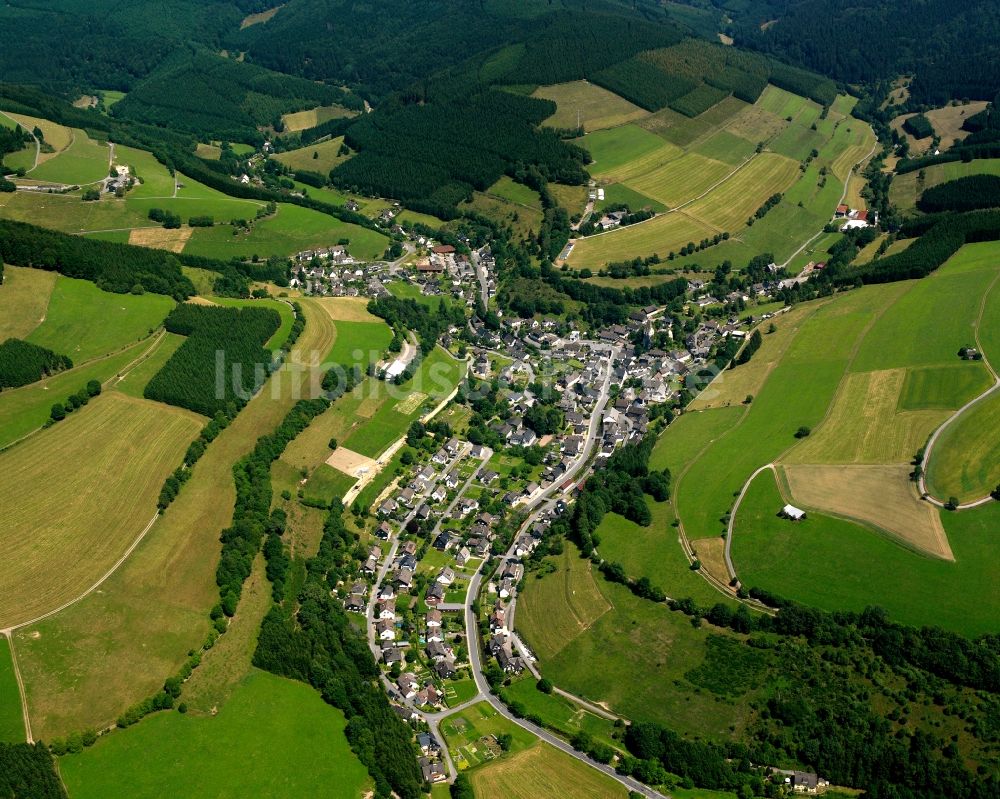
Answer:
891;102;989;156
784;368;949;465
472;744;626;799
128;226;193;253
279;105;354;133
325;446;376;477
0;265;56;341
315;296;380;322
534;80;648;132
0;393;201;628
240;5;283;29
595;140;684;184
684;152;799;231
782;463;953;560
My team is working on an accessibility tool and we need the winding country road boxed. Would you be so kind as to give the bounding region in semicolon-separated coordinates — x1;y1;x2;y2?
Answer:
918;270;1000;508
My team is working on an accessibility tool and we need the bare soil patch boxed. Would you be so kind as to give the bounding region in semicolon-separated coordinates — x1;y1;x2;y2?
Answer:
325;446;377;478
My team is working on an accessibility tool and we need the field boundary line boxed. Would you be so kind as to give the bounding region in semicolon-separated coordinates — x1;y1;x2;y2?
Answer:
2;512;161;635
920;268;1000;508
4;631;33;743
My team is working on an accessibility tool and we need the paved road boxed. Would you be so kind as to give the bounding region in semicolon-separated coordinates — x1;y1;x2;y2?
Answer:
471;249;490;309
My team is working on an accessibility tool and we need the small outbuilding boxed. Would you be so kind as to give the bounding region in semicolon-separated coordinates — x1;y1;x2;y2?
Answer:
781;504;806;521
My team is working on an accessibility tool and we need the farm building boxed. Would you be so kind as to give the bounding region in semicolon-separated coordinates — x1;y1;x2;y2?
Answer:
781;504;806;521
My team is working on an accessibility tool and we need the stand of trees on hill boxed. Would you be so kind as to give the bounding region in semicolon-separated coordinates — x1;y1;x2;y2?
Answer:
917;174;1000;213
332;91;589;219
367;295;464;355
842;209;1000;285
0;743;67;799
254;503;425;798
0;219;195;298
903;113;935;140
0;338;72;389
144;303;280;416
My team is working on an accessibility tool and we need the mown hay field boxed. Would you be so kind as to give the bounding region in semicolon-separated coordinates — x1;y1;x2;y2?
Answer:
13;301;335;739
0;264;55;341
517;547;610;662
0;392;201;629
578;124;681;180
28;128;110;185
0;637;25;742
471;742;626;799
534;80;647;132
684;152;799;231
0;335;163;448
568;211;716;266
626;151;731;208
676;285;906;542
279;104;354;132
782;368;950;464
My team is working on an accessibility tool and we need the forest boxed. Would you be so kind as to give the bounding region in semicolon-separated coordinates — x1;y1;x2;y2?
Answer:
144;303;280;416
0;339;73;389
0;743;67;799
332;91;589;218
730;0;1000;105
113;48;356;140
917;174;1000;213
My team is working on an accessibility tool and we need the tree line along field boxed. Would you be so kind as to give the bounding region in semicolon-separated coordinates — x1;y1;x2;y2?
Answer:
21;271;174;363
889;157;1000;210
0;391;202;629
674;243;1000;634
517;549;756;742
568;86;875;270
0;334;167;449
12;300;335;740
58;669;371;799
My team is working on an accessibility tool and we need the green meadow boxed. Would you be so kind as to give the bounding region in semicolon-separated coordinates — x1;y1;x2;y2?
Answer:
731;469;1000;637
59;670;371;799
676;285;904;542
28;128;110;184
184;203;388;261
0;637;25;742
25;273;175;363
